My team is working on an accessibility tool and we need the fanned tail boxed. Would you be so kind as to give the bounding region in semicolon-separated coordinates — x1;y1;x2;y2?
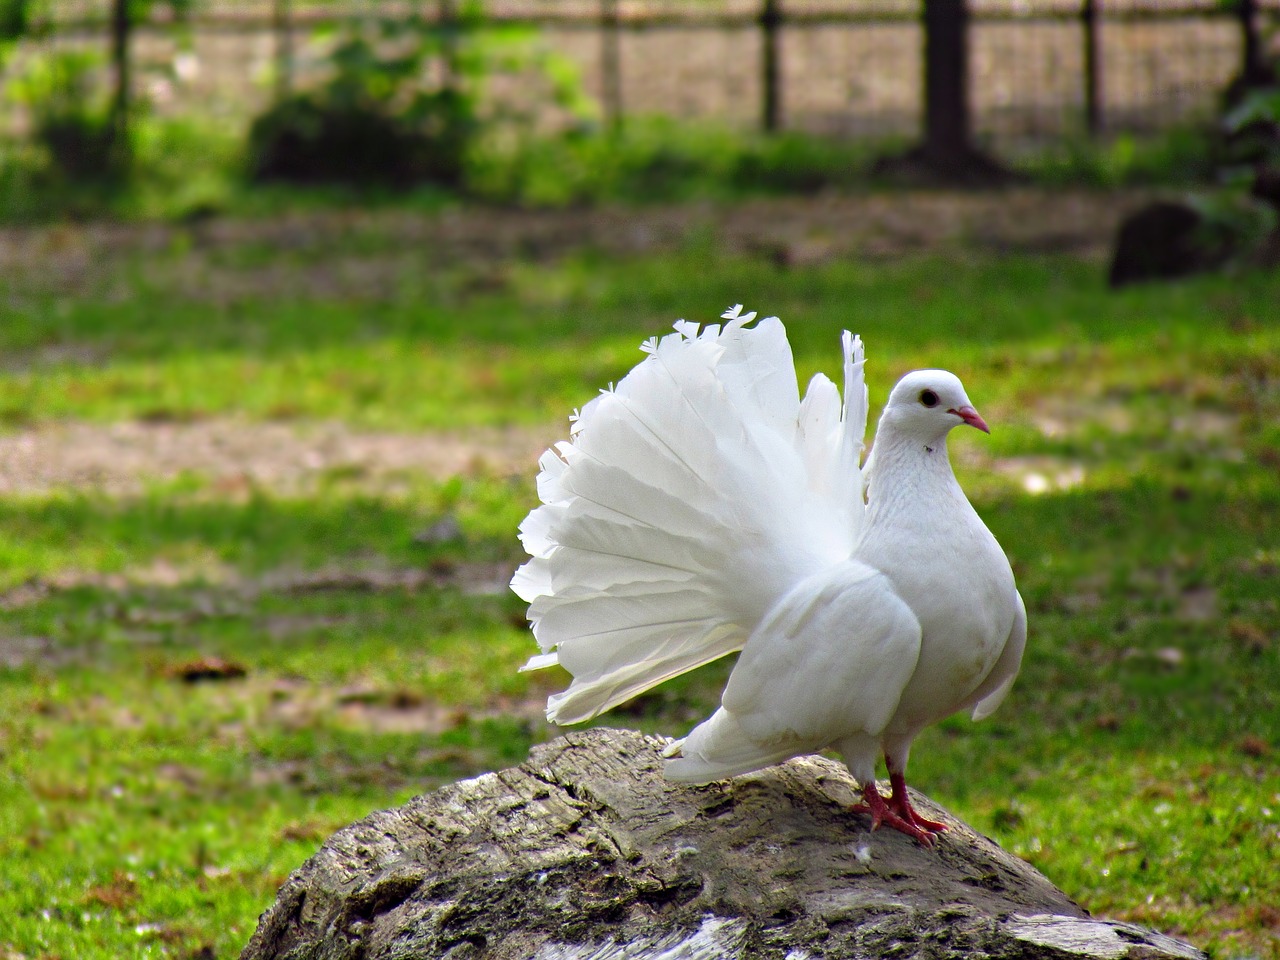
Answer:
513;306;868;724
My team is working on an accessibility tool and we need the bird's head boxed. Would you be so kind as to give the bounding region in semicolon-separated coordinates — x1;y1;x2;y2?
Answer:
881;370;990;443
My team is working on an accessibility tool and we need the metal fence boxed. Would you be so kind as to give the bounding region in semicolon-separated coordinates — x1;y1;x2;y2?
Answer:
12;1;1280;150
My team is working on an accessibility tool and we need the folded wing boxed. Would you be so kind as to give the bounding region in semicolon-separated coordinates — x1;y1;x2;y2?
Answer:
666;560;922;783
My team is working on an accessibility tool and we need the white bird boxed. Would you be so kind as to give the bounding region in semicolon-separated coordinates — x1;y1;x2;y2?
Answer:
512;305;1026;845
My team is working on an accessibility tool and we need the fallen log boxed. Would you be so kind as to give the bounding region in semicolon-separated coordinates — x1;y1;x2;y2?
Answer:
241;727;1205;960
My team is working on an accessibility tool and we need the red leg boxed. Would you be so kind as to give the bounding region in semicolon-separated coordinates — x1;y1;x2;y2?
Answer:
887;771;948;833
851;781;939;847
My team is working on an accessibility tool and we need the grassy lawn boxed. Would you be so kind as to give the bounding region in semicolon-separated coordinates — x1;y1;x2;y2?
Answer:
1;200;1278;959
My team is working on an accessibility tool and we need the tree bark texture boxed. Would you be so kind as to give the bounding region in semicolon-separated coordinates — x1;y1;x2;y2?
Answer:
241;728;1207;960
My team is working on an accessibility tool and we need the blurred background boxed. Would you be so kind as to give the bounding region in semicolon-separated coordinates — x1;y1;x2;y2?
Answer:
0;2;1278;959
0;0;1277;209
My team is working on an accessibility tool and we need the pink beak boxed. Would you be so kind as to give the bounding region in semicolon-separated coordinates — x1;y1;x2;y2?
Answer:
950;405;990;434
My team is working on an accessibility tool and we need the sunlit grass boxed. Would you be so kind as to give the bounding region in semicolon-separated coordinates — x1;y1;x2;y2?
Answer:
0;475;529;589
0;234;1277;958
0;114;1220;225
3;247;1278;432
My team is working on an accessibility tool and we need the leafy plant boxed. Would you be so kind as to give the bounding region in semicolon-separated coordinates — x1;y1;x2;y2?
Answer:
1221;85;1280;174
2;0;196;181
17;49;118;180
0;0;33;46
467;118;881;207
247;1;585;189
1188;188;1277;256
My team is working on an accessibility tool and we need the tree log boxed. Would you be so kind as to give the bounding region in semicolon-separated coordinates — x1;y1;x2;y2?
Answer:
241;728;1206;960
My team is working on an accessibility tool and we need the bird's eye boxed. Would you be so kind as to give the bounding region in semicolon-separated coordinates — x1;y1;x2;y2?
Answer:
919;389;939;408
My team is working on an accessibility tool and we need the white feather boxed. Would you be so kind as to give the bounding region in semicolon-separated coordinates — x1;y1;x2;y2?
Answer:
667;560;921;785
513;306;1024;838
513;311;866;724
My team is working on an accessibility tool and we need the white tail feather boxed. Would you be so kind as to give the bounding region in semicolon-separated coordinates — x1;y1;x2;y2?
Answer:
664;708;806;784
513;307;868;724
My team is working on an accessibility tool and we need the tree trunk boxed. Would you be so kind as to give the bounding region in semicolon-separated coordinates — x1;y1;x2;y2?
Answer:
1237;0;1272;88
873;0;1012;185
241;728;1207;960
922;0;970;164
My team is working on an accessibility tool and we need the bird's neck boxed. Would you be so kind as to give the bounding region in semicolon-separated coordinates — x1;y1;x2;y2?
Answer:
862;427;966;524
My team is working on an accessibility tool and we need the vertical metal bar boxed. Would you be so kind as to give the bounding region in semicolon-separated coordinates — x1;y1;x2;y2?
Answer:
273;0;294;101
601;0;623;134
1082;0;1100;136
761;0;781;132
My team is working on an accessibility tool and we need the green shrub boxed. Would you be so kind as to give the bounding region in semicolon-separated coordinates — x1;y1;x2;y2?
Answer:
248;88;471;187
469;119;881;206
1021;126;1218;188
18;49;120;181
245;7;503;188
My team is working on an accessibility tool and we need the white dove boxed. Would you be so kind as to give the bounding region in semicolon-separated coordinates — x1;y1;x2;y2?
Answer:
512;305;1026;845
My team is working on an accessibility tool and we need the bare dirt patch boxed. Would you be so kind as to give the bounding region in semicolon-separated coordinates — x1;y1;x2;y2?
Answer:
0;418;553;496
0;188;1139;303
0;189;1146;497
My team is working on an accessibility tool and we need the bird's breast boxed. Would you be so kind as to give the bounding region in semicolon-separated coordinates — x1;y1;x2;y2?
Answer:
860;508;1017;733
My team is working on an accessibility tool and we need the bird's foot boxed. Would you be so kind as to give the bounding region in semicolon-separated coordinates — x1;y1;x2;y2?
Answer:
888;772;949;833
852;783;941;847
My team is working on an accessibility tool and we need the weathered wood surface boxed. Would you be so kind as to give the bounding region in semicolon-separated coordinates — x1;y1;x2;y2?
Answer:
241;728;1205;960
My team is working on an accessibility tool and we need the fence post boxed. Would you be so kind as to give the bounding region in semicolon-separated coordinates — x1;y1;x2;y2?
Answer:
440;0;458;92
1082;0;1100;136
273;0;293;101
761;0;782;132
601;0;622;133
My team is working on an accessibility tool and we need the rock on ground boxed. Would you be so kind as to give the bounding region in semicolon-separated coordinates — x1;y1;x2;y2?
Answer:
240;728;1205;960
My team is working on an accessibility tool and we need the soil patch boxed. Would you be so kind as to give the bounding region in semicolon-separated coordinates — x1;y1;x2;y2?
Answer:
0;189;1140;303
0;418;553;496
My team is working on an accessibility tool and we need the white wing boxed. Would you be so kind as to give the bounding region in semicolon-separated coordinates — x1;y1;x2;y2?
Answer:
969;591;1027;721
665;560;922;783
513;306;869;723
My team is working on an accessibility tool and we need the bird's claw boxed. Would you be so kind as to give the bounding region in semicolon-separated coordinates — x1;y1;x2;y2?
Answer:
888;772;949;833
908;812;949;833
892;800;949;834
854;784;943;847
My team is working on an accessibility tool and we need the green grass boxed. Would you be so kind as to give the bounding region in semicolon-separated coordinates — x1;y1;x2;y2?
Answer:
5;245;1279;432
0;111;1222;225
0;215;1278;959
0;116;888;223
